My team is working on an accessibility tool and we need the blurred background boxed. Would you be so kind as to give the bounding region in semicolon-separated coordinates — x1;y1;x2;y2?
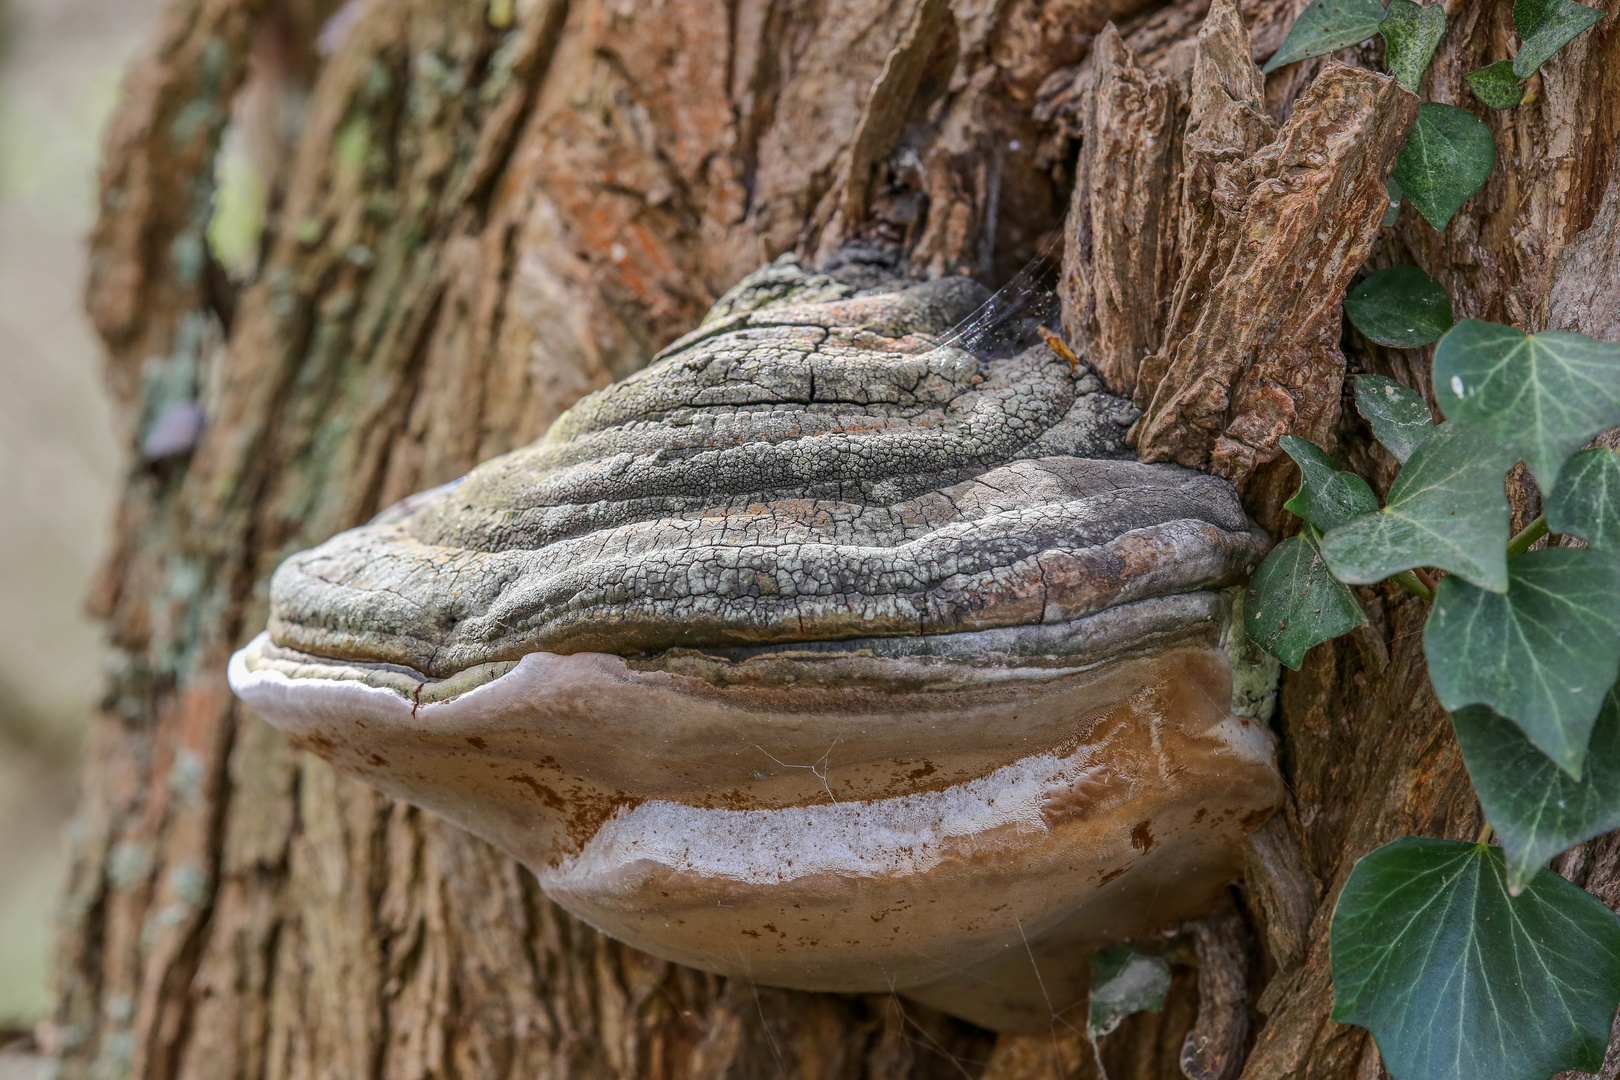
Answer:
0;0;163;1070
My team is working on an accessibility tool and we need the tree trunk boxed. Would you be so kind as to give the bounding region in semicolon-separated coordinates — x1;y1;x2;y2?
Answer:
51;0;1620;1076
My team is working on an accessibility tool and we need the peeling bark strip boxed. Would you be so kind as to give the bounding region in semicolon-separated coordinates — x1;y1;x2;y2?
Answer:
1057;0;1415;510
1131;0;1278;414
1241;813;1321;978
1133;62;1417;491
813;0;954;256
1058;24;1182;400
1180;910;1251;1080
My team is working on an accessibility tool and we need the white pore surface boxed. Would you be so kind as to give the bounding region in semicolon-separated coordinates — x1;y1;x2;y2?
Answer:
229;632;584;731
228;638;414;721
231;634;1096;888
540;750;1091;890
231;633;1271;895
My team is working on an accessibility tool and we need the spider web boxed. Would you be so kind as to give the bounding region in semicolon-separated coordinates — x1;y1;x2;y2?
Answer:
936;251;1065;363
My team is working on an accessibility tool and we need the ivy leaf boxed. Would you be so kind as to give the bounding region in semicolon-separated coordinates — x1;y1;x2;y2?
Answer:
1547;446;1620;550
1320;421;1515;591
1261;0;1388;72
1392;102;1497;230
1281;436;1379;531
1331;837;1620;1080
1087;945;1171;1038
1466;60;1526;109
1343;266;1454;347
1244;533;1367;670
1513;0;1604;76
1379;0;1446;89
1354;375;1434;463
1434;320;1620;494
1383;176;1404;226
1454;691;1620;892
1425;547;1620;778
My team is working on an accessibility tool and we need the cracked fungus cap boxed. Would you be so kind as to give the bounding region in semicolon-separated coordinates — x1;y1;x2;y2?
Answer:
230;256;1284;1033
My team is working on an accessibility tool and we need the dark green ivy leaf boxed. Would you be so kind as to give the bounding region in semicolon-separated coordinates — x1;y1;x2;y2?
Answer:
1087;945;1171;1038
1513;0;1604;77
1261;0;1388;72
1434;319;1620;494
1379;0;1446;89
1354;375;1434;463
1281;436;1379;531
1547;446;1620;551
1320;421;1515;592
1454;691;1620;892
1466;60;1526;109
1331;837;1620;1080
1425;547;1620;778
1343;265;1454;347
1244;533;1367;670
1392;102;1497;230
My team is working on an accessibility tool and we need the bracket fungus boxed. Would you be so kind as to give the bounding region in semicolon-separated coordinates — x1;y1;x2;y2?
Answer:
230;256;1284;1032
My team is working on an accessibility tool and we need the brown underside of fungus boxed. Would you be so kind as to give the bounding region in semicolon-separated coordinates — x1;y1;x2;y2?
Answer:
230;257;1284;1033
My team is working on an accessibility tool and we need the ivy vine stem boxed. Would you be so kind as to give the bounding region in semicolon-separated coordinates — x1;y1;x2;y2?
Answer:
1391;569;1436;602
1507;513;1550;556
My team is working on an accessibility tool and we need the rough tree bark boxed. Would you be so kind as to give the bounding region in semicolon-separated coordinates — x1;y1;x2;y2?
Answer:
50;0;1620;1077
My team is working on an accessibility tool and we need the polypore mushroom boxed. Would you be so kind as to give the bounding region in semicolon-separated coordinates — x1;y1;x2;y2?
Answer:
230;256;1282;1032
